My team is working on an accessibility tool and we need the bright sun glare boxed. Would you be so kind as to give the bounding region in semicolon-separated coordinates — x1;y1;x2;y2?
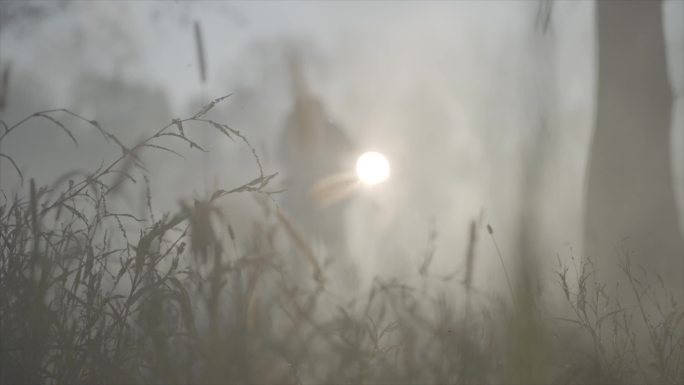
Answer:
356;151;390;185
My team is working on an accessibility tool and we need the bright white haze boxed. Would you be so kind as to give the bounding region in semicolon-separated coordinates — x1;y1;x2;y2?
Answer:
356;152;389;185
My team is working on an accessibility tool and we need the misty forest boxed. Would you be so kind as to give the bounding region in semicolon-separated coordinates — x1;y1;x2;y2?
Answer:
0;1;683;384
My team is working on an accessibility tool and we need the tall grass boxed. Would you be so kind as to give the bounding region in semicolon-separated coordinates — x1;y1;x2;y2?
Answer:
1;98;682;384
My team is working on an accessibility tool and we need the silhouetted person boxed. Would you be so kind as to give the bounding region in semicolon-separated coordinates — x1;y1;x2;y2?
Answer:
278;45;356;288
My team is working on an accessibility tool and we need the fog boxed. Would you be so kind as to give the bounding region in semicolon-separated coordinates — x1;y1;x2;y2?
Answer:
3;0;681;293
1;1;683;383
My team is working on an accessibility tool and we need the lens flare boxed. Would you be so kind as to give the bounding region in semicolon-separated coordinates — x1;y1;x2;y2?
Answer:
356;151;390;185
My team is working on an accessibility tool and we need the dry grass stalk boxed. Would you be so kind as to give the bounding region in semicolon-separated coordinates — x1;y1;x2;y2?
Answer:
276;206;324;286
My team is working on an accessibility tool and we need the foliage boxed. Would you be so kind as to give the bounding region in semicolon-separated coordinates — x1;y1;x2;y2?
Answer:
0;99;682;384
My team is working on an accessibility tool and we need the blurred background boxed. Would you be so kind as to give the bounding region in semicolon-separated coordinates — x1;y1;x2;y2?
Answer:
1;0;682;303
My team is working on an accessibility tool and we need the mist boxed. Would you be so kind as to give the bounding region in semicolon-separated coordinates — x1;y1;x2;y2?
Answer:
1;1;683;384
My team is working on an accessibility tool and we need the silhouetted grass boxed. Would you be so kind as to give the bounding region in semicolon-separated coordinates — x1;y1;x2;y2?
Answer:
0;99;682;384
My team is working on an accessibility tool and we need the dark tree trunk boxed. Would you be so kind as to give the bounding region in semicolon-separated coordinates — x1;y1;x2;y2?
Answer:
585;0;683;289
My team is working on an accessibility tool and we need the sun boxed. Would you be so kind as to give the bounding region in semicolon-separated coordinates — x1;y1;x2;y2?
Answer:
356;151;390;185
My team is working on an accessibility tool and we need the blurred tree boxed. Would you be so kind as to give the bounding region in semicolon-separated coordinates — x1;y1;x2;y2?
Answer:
516;0;556;277
0;1;69;32
585;1;683;290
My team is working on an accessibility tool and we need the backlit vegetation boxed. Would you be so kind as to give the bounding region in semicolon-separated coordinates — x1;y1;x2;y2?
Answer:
1;98;682;384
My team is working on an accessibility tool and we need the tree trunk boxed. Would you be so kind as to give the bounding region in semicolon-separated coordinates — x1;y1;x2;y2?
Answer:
585;0;683;292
